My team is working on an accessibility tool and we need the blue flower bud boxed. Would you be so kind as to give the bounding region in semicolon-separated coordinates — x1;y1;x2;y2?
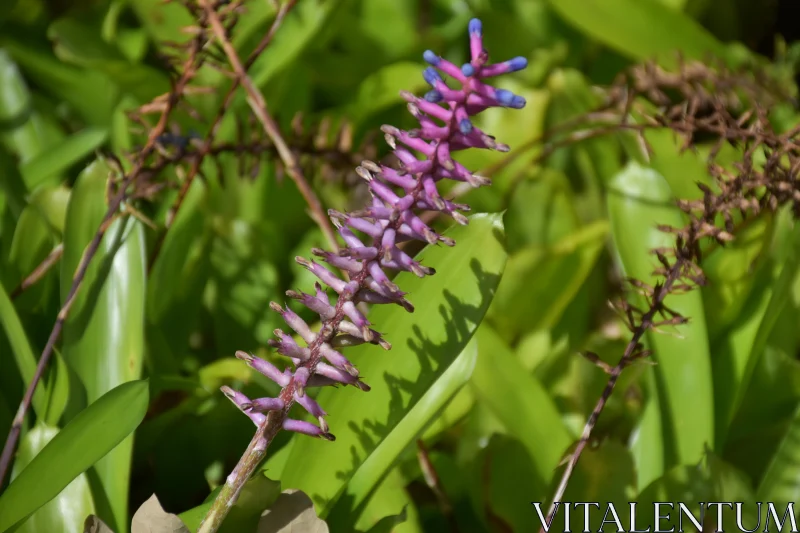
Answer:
468;18;482;36
459;119;473;134
510;95;526;109
495;89;515;107
424;90;443;103
423;67;442;86
461;63;475;77
423;50;440;66
505;56;528;72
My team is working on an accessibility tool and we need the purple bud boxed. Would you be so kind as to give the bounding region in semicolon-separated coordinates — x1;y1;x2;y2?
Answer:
249;397;285;412
283;418;335;441
459;118;473;134
423;50;440;65
461;63;475;77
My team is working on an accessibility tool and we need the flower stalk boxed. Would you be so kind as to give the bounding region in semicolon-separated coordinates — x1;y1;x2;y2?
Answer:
198;18;527;532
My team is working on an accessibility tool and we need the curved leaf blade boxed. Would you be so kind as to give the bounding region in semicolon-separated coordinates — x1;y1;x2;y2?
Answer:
61;158;146;532
280;213;507;516
10;424;95;533
0;380;149;533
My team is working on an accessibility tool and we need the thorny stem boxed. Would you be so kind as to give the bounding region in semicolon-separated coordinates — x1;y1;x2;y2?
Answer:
0;25;207;489
197;0;339;252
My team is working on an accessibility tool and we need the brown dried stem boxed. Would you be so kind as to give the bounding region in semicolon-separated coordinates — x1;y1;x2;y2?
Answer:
0;10;210;488
196;0;339;252
149;0;301;269
539;59;800;531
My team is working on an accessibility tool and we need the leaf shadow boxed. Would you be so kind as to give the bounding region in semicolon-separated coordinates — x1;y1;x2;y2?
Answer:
323;256;501;527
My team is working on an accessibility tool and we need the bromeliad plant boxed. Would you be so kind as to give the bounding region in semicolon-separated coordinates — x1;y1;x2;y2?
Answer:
198;18;528;532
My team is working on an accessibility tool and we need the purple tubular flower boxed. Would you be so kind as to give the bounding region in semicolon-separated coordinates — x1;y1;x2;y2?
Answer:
225;19;527;442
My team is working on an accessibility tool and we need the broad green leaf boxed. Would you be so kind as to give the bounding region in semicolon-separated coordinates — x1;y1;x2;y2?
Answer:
0;50;65;167
0;149;27;219
327;338;478;527
474;434;541;532
61;159;146;533
703;216;774;338
629;373;665;491
757;402;800;506
354;467;420;533
7;197;58;309
635;463;714;531
10;424;95;533
546;0;727;66
488;219;608;341
714;236;800;446
0;380;149;533
469;323;570;484
251;0;345;88
1;41;116;125
48;17;169;102
20;128;108;190
607;162;714;467
545;69;621;220
349;62;427;124
558;441;636;532
280;213;507;517
0;283;47;417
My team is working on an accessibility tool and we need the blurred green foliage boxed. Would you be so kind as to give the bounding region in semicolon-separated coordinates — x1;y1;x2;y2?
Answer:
0;0;799;532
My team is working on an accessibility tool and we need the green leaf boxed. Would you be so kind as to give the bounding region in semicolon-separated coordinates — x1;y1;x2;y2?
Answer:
488;219;608;341
469;323;571;484
61;158;146;532
19;128;108;190
327;338;479;528
546;0;727;66
0;282;47;418
1;42;116;126
757;402;800;506
250;0;345;88
279;213;507;517
714;228;800;446
0;380;149;533
0;49;65;166
607;161;714;467
349;62;427;124
355;467;420;533
9;424;95;533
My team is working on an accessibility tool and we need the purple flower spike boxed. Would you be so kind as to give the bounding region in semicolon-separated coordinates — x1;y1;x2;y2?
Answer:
226;19;527;446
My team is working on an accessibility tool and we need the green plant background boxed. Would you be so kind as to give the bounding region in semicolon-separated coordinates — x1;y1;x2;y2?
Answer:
0;0;799;532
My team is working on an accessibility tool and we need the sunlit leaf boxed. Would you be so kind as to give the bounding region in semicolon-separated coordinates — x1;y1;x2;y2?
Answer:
280;213;507;518
0;381;149;532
